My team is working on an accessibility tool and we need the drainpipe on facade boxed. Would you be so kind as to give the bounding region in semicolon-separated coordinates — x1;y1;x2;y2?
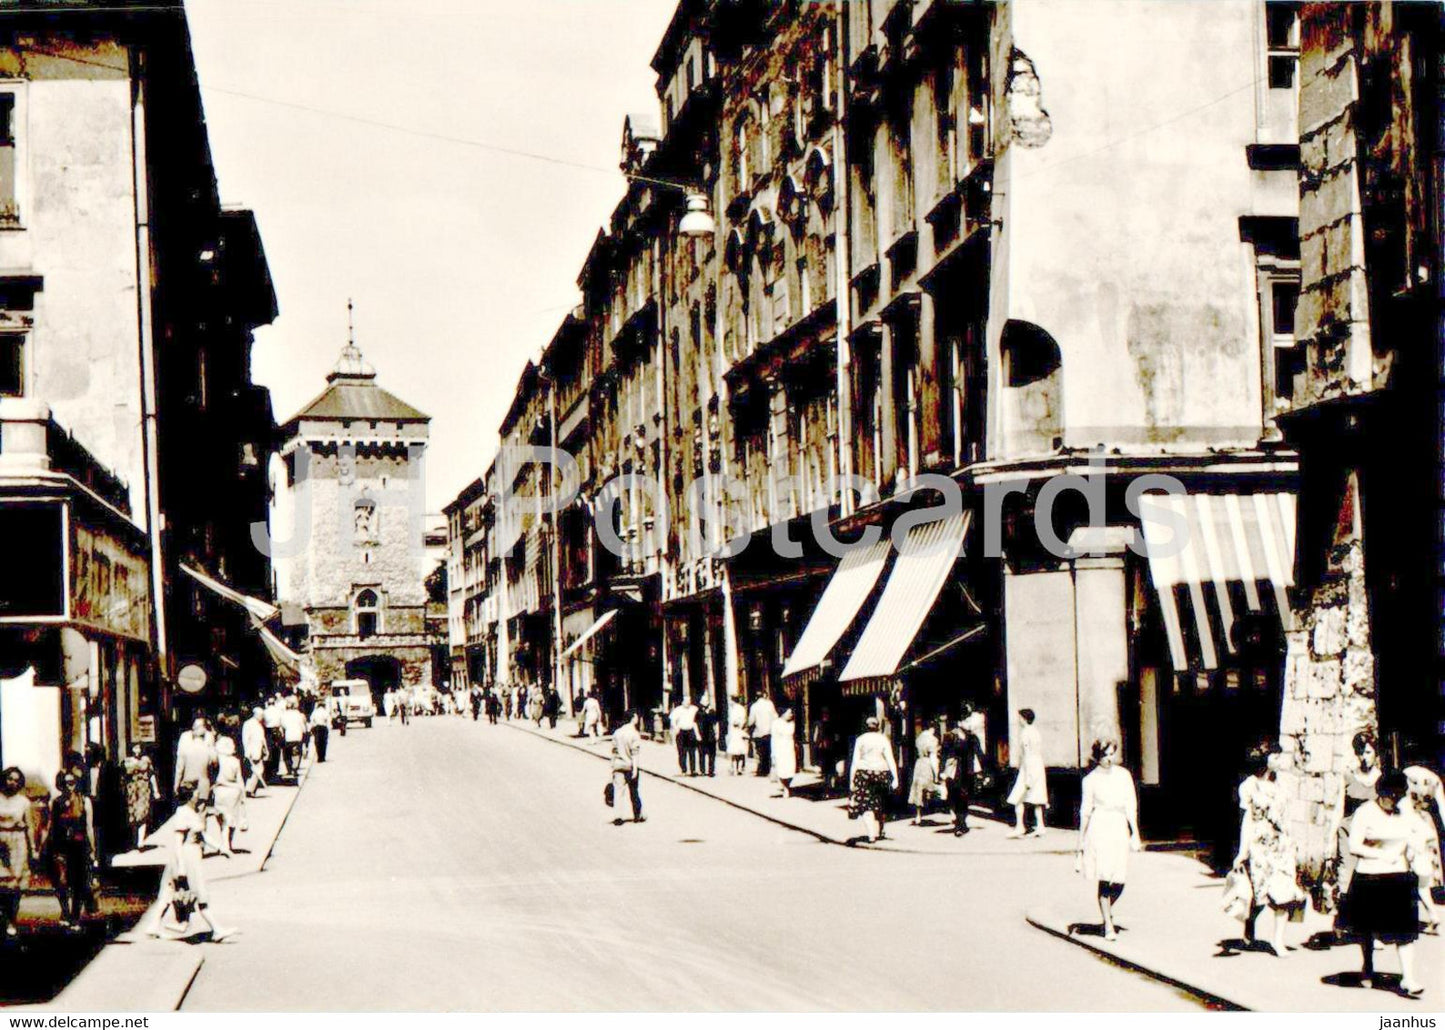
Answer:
547;375;567;716
653;234;672;715
129;58;169;691
713;219;742;707
833;0;854;517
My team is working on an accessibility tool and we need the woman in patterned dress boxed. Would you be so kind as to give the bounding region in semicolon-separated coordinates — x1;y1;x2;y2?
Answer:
1231;745;1306;954
121;743;160;850
0;768;36;938
849;717;899;843
1401;759;1443;934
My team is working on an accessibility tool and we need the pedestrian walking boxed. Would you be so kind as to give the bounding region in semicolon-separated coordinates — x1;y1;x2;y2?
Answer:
383;689;397;722
941;714;986;835
487;689;502;725
174;717;216;803
908;719;942;824
242;707;268;797
696;699;718;777
0;768;36;938
309;701;331;763
470;685;483;721
610;711;645;825
543;687;561;729
281;697;308;781
152;782;237;943
1345;770;1426;996
263;696;284;781
582;691;602;738
45;770;96;930
1006;708;1048;838
1328;731;1382;935
726;697;748;775
1077;739;1141;941
669;695;700;776
1402;756;1444;933
812;707;842;795
121;743;160;849
210;738;245;857
1228;744;1306;955
848;716;899;843
748;693;777;777
772;708;798;797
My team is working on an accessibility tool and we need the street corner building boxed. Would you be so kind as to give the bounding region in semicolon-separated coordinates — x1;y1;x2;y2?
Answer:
444;0;1442;877
0;0;279;795
270;341;437;710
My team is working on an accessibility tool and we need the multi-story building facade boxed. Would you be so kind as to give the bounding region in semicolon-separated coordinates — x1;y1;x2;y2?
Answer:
445;0;1440;862
272;343;433;707
0;0;278;791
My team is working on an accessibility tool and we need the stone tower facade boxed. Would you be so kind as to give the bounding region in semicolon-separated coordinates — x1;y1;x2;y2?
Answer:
273;341;433;701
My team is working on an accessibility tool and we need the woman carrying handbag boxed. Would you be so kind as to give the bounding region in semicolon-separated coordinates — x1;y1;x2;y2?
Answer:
153;782;237;942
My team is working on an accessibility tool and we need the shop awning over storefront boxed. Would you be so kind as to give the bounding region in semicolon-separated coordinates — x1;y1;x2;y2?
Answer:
838;511;971;690
1137;491;1297;672
180;563;280;622
253;617;302;671
560;609;618;661
779;536;891;683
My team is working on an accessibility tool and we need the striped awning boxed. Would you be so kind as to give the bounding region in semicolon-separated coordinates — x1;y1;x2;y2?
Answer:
839;511;971;686
181;564;280;622
1137;491;1297;672
780;536;891;682
560;609;617;661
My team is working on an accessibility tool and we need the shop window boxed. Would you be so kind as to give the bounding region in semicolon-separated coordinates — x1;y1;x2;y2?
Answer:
0;331;23;396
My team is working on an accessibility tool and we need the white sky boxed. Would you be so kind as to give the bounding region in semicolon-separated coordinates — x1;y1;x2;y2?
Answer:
185;0;677;513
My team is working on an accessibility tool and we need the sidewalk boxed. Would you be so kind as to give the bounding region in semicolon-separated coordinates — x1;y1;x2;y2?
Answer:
1027;842;1444;1012
515;717;1441;1011
507;716;1077;856
39;759;314;1011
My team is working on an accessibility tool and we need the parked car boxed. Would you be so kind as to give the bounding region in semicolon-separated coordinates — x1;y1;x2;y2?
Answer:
329;679;376;727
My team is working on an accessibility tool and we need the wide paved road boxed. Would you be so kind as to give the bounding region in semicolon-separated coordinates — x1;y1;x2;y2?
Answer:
182;717;1201;1011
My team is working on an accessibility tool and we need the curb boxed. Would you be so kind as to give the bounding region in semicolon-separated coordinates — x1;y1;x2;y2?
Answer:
46;761;315;1012
1024;908;1247;1012
504;721;1039;855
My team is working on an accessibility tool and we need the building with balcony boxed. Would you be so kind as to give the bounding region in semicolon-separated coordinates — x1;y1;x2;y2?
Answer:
0;0;279;794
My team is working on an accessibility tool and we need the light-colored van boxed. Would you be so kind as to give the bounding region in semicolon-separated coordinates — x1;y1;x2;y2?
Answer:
329;679;376;727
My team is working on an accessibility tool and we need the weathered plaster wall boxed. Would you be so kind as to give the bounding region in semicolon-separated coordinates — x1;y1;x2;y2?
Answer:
988;0;1272;458
0;41;146;513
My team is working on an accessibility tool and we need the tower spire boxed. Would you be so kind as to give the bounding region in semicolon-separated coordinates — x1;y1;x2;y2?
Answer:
328;297;376;381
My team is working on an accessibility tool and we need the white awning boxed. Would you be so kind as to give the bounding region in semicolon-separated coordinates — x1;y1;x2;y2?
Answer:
180;564;280;623
839;512;971;686
560;609;617;661
253;617;302;670
780;536;891;681
1137;491;1296;671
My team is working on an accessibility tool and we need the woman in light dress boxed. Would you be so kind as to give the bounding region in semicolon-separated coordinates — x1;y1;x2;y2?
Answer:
1077;739;1141;941
726;697;748;775
0;768;36;938
1006;708;1048;838
1231;745;1306;955
152;782;236;942
848;716;899;843
771;709;798;797
908;720;942;825
210;738;246;858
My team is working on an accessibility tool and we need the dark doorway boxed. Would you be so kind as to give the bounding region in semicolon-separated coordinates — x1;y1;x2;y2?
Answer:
346;655;403;710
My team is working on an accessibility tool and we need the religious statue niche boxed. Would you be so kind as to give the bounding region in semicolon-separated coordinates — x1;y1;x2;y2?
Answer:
353;497;378;543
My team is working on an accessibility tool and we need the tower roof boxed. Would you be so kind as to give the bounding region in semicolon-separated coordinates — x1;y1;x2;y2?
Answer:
283;341;429;431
